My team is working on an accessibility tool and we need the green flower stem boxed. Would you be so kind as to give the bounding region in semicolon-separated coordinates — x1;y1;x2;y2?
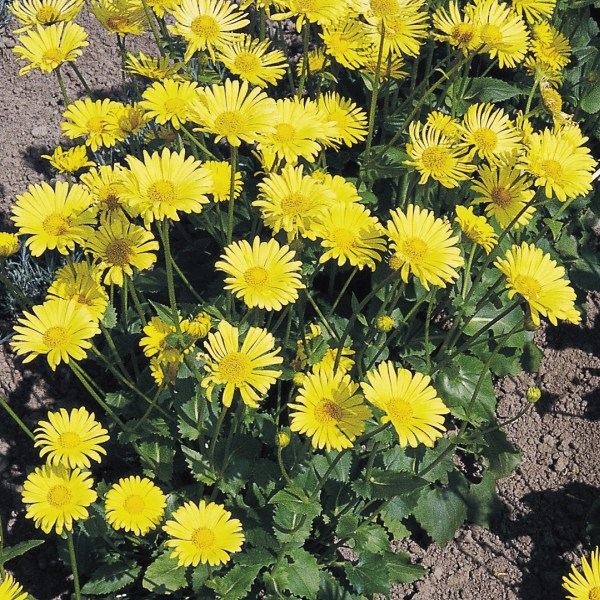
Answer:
296;19;311;99
364;440;380;481
67;530;81;600
116;35;128;98
226;145;239;246
125;275;148;327
140;0;165;56
0;268;32;308
214;401;245;489
100;324;130;379
55;67;70;106
208;404;229;475
424;289;437;373
304;290;339;341
327;267;358;317
277;446;293;487
461;244;478;300
525;76;539;115
259;6;266;41
158;220;181;333
129;383;165;433
168;253;206;305
0;395;35;441
69;63;93;98
178;125;217;159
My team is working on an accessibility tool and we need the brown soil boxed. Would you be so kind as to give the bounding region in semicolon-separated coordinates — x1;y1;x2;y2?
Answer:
1;12;599;600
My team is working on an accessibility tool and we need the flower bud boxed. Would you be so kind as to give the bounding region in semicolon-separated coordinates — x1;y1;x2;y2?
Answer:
276;430;290;448
526;386;541;403
376;315;395;333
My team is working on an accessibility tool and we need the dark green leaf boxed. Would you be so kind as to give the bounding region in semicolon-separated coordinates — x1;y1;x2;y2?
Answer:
206;563;262;599
353;522;390;553
101;303;117;329
181;445;215;484
142;553;188;593
384;551;427;584
466;471;502;528
148;300;178;326
521;340;543;373
104;391;131;409
312;452;352;482
81;563;141;595
138;439;175;482
470;77;525;102
282;549;321;598
345;553;391;596
0;539;44;567
482;429;521;478
190;564;210;592
360;468;430;499
177;396;205;441
581;82;600;113
319;570;367;600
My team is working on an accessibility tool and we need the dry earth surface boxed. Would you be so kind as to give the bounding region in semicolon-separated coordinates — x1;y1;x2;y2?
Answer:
0;11;599;600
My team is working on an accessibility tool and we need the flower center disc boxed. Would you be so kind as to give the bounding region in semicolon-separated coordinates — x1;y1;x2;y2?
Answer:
420;146;451;173
387;398;413;424
452;23;475;45
244;266;269;287
191;15;220;39
281;193;308;216
234;52;261;74
370;0;399;18
105;239;135;266
43;326;69;349
490;187;513;208
43;213;70;236
86;116;106;134
214;111;244;136
589;586;600;600
219;352;252;385
47;484;71;506
541;159;563;181
124;494;146;514
147;180;177;204
37;6;60;23
315;399;343;423
59;431;82;449
473;128;498;152
164;97;185;115
400;237;428;261
42;47;66;65
332;228;356;249
514;275;542;300
480;24;502;46
191;527;216;549
274;123;296;144
106;16;130;32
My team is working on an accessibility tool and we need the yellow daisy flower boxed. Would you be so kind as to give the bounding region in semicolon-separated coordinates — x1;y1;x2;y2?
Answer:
405;121;475;189
190;78;276;147
455;205;498;254
140;78;199;130
562;547;600;600
80;164;128;217
376;314;395;332
361;360;450;448
312;346;356;375
22;464;96;534
317;91;368;148
385;204;464;290
34;406;109;469
169;0;249;62
9;0;84;32
530;21;570;71
164;500;244;567
254;164;334;240
433;0;480;55
320;18;369;69
13;22;88;75
518;128;596;202
119;148;212;226
471;163;536;229
459;102;522;162
105;476;166;536
217;34;287;88
295;47;327;77
46;261;108;321
89;0;146;35
467;0;529;69
11;181;96;257
357;45;408;80
202;320;283;408
107;102;149;137
203;160;243;202
426;111;461;139
0;573;28;600
181;311;211;339
145;0;179;17
149;355;182;386
42;145;94;174
139;316;179;361
0;233;21;258
12;298;100;370
216;237;304;311
511;0;555;22
289;368;372;451
257;98;333;165
85;217;160;286
61;98;123;151
311;172;361;204
494;242;580;326
312;202;387;270
125;52;184;80
271;0;345;32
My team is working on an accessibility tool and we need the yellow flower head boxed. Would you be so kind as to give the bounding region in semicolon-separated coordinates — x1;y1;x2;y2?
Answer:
216;236;305;311
385;204;464;290
9;0;84;32
320;18;369;69
376;314;395;332
312;202;387;270
34;406;109;469
271;0;346;32
405;121;475;188
289;368;372;451
471;162;536;229
295;47;327;77
105;476;166;536
0;573;28;600
141;78;200;130
181;311;212;339
86;217;159;286
203;160;243;202
163;500;244;567
169;0;249;62
317;92;368;148
510;0;555;22
13;22;88;75
42;145;95;174
145;0;180;17
455;205;498;254
119;148;212;226
202;320;283;408
190;78;276;147
530;20;570;71
467;0;529;69
433;0;481;55
108;102;150;137
217;34;287;88
140;316;179;361
254;164;334;241
311;172;361;204
12;298;100;370
0;233;20;258
426;111;461;139
11;181;97;257
61;98;123;151
361;360;450;447
562;547;600;600
22;464;97;534
47;261;108;321
89;0;147;35
125;52;184;80
494;242;580;326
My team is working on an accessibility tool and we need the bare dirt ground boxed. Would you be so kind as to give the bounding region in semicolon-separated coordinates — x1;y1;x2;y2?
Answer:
0;12;599;600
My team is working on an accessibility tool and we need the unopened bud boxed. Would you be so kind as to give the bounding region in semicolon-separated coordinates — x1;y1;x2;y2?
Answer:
276;430;291;448
376;315;395;333
292;371;307;386
526;386;541;403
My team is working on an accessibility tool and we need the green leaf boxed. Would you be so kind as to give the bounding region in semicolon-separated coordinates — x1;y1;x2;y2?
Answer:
482;429;521;478
190;564;210;592
345;553;391;596
282;549;321;599
81;563;141;595
177;396;205;441
181;445;215;484
413;473;469;547
319;570;367;599
384;551;427;584
104;391;131;409
466;471;502;528
138;439;175;482
271;487;321;547
206;563;262;599
359;468;430;499
352;522;390;553
148;300;178;326
521;340;543;373
489;346;523;377
556;233;580;259
0;539;44;567
581;82;600;113
312;452;352;483
142;553;188;593
462;301;522;337
435;355;496;425
470;77;525;102
543;217;563;240
101;302;117;329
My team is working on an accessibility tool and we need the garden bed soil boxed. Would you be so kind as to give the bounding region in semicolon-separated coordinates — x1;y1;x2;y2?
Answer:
1;12;599;600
